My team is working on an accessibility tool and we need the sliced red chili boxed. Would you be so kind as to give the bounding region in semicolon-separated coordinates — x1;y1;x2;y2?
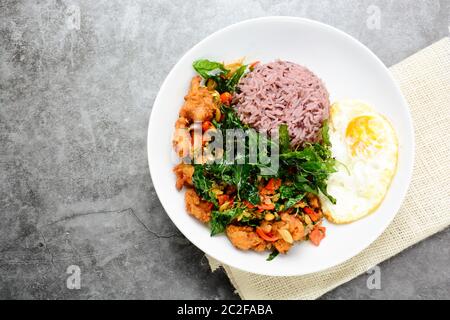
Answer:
303;207;320;222
256;227;279;242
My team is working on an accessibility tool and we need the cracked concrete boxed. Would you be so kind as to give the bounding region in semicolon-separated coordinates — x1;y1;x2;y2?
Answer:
0;0;449;299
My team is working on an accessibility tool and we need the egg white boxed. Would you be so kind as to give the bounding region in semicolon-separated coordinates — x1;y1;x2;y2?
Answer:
319;100;398;224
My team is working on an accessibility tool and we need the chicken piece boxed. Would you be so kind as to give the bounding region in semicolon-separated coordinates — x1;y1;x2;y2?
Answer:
173;117;192;158
273;238;292;254
226;225;267;252
175;117;189;129
280;213;305;241
257;213;305;254
185;188;212;223
179;76;216;122
270;220;293;254
173;163;194;190
259;220;273;234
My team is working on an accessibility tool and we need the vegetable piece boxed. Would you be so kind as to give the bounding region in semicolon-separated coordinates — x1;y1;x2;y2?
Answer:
192;59;246;93
257;203;275;211
294;201;307;208
266;250;279;261
260;178;282;196
279;134;337;205
256;227;279;242
226;65;246;91
219;201;232;212
279;124;290;153
219;105;248;129
202;121;214;132
210;208;242;236
217;194;230;206
321;119;331;146
193;59;228;79
265;178;281;192
264;213;275;221
220;92;232;106
192;165;217;205
249;61;260;71
285;195;305;209
243;200;255;209
214;108;221;122
303;207;320;222
309;225;326;246
206;78;217;90
224;59;244;75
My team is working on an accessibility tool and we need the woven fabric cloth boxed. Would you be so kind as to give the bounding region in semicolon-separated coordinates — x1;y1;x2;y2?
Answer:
208;38;450;300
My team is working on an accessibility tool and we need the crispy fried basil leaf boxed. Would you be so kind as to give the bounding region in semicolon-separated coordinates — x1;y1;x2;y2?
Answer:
210;208;243;236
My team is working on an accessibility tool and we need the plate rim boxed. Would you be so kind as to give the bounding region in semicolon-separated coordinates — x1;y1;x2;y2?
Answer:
147;16;415;276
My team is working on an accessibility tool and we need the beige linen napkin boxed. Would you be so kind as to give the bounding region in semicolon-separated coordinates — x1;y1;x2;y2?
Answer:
208;38;450;300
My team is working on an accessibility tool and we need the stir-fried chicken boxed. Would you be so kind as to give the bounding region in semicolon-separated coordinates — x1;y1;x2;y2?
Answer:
226;225;268;251
173;117;192;158
179;76;216;122
225;212;306;254
185;188;212;223
271;213;305;253
172;76;218;159
280;213;304;241
173;163;194;190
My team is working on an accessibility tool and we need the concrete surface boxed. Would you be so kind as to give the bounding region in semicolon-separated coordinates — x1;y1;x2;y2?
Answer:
0;0;449;299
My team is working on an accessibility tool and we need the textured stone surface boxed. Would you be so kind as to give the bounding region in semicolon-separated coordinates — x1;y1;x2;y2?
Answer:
0;0;448;299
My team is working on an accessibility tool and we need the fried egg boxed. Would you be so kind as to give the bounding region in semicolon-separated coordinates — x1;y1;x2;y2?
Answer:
319;100;398;224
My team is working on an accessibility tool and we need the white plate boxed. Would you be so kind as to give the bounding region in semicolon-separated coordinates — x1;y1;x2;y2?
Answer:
147;17;414;276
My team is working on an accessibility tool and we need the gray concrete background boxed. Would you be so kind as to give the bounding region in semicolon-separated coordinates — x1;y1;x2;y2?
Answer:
0;0;449;299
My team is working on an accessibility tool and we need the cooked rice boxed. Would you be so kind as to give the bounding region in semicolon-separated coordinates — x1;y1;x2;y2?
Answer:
233;60;330;146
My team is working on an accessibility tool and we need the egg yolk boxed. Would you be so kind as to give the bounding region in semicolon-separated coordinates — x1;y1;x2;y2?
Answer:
345;116;382;157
